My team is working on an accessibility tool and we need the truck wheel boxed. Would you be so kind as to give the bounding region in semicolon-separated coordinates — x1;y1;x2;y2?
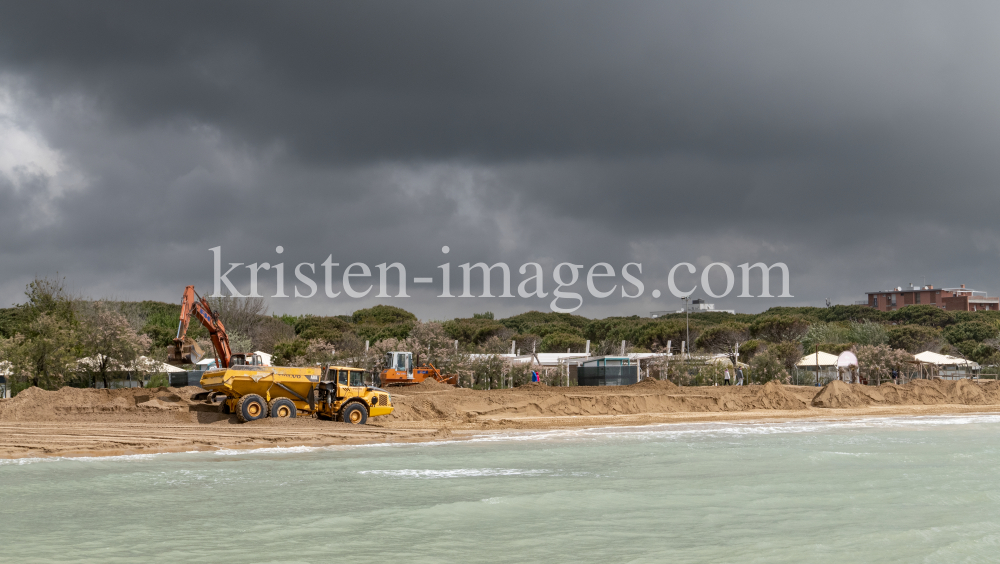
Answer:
269;397;297;419
219;400;231;414
236;394;267;423
340;402;368;425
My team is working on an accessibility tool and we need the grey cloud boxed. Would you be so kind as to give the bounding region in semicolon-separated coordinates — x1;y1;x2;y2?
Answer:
1;1;999;318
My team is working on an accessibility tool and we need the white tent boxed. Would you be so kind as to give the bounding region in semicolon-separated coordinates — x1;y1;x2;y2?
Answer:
837;351;859;368
913;351;979;379
913;351;975;366
78;355;184;373
139;356;186;373
796;351;840;367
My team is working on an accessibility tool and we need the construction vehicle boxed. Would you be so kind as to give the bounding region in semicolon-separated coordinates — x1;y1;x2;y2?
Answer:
199;364;393;424
167;285;392;424
379;351;457;386
166;285;262;369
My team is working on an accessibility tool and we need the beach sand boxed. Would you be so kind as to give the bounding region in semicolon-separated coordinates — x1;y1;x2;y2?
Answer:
2;378;998;459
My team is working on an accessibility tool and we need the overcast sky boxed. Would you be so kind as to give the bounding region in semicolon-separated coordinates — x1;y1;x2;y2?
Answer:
1;1;998;319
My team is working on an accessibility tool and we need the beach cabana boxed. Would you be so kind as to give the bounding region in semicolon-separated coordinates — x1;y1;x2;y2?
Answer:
913;351;979;380
796;351;840;384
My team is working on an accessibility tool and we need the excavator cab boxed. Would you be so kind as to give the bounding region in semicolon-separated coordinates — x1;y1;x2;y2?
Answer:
229;353;264;368
386;352;413;380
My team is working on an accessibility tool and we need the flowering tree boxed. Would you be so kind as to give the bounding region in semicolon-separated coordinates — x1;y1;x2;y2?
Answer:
78;302;152;388
856;344;913;385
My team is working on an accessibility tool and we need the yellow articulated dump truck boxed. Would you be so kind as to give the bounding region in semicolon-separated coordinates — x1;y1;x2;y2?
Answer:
198;365;393;424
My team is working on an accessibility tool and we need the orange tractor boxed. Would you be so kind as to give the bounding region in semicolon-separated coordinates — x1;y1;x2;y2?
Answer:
379;351;457;386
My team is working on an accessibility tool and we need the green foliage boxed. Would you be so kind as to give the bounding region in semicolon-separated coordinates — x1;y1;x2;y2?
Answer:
274;313;298;327
127;300;203;348
501;311;589;334
272;339;308;366
953;340;980;359
887;325;942;353
766;341;803;371
886;305;955;327
943;321;999;345
816;343;854;355
0;308;22;338
739;339;761;361
757;306;826;322
750;315;810;343
294;316;352;342
540;332;587;353
801;322;850;351
349;305;415;344
146;373;169;388
351;305;417;325
749;350;787;383
473;311;494;320
817;305;886;323
635;320;688;351
847;320;888;346
694;323;749;353
442;317;504;344
584;317;694;352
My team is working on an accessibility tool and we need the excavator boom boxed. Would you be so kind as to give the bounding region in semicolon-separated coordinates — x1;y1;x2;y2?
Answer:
167;285;234;368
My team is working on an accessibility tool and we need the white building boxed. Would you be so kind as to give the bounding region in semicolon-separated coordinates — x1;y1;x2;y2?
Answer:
651;299;734;317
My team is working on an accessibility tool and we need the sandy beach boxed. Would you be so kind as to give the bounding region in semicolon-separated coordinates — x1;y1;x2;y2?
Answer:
2;378;999;459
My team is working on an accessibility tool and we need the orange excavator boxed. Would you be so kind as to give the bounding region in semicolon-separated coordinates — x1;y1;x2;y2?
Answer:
379;351;457;386
166;285;263;368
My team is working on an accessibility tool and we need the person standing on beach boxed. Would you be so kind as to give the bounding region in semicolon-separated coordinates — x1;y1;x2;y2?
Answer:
737;368;744;386
724;368;731;385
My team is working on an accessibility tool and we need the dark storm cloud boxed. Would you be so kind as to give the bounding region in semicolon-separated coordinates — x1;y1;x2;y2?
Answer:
1;1;999;317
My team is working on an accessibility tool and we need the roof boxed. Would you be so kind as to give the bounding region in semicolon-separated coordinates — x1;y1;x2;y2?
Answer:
913;351;976;366
796;351;840;367
78;355;185;373
705;355;749;368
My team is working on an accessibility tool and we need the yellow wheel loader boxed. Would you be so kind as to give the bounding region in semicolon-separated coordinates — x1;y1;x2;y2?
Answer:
198;364;393;424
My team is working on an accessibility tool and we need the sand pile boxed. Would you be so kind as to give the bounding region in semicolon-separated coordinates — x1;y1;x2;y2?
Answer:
0;386;227;423
737;381;810;411
403;378;452;391
811;381;874;408
811;378;1000;408
630;378;680;391
5;378;1000;428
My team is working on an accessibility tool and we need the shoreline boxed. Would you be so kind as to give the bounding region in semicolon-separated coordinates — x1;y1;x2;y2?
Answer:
5;403;1000;461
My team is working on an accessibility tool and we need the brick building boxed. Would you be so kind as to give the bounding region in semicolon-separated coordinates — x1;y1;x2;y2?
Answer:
864;284;999;312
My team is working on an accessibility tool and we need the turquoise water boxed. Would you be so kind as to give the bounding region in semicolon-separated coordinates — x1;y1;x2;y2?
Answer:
3;416;1000;563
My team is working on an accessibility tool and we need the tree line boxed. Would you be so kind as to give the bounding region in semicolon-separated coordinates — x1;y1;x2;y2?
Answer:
4;276;1000;393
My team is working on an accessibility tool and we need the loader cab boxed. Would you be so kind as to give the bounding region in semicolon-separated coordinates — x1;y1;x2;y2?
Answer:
386;352;413;379
321;366;367;387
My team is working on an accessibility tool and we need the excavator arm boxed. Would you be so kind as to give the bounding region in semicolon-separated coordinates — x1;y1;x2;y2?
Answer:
167;285;234;369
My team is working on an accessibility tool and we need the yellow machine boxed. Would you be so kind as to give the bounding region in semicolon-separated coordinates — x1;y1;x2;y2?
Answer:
315;366;394;424
199;365;393;424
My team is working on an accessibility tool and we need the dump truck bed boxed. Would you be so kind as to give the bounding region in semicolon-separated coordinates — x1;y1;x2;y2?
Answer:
200;365;322;413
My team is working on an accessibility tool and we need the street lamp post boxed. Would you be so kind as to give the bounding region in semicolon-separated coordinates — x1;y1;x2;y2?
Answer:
683;296;690;359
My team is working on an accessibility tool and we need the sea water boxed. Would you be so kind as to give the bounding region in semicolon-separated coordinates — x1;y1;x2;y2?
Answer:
3;415;1000;563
